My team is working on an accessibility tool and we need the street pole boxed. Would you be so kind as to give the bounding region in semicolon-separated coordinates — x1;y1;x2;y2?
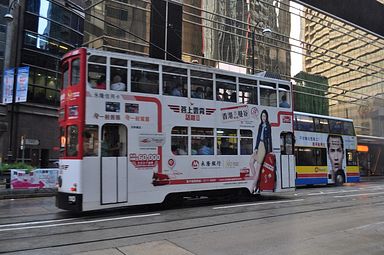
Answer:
251;22;272;75
4;0;21;163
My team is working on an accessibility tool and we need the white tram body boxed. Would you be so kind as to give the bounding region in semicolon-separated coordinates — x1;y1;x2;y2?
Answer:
57;48;296;211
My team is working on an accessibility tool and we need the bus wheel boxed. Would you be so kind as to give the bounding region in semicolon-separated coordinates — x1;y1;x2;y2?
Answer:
335;172;345;186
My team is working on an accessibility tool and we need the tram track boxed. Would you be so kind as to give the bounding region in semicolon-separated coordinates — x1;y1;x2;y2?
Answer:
1;193;384;254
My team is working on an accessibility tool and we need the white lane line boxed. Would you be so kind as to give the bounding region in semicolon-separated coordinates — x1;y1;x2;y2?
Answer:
0;218;74;228
349;221;384;230
308;189;360;196
0;213;160;232
334;191;384;198
213;199;304;210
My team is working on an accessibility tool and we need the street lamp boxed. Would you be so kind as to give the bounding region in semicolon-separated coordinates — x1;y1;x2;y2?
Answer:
251;22;272;74
4;0;21;162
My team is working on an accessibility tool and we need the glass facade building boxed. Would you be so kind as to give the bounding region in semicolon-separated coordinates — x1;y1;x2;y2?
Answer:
83;0;383;175
1;0;84;165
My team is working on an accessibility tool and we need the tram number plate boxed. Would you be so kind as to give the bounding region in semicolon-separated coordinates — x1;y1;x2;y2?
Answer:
68;195;76;204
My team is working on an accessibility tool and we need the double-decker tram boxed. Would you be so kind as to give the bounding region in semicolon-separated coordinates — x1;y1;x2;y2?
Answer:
294;111;359;186
57;48;296;212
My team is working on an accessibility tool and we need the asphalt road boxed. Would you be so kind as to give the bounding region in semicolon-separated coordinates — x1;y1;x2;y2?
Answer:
0;180;384;255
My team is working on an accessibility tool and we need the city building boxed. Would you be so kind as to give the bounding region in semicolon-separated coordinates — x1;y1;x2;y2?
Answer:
1;0;383;175
1;0;84;166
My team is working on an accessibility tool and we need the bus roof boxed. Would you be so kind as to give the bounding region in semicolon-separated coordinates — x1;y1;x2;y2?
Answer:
294;111;353;122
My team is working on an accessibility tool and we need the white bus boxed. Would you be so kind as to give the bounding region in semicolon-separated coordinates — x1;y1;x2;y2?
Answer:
294;111;359;186
57;48;295;212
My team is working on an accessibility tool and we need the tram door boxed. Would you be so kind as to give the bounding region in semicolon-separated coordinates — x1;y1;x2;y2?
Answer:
101;124;128;204
280;132;295;188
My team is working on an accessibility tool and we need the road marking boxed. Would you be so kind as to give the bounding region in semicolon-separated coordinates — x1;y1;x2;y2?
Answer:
334;191;384;198
0;218;74;228
0;213;160;232
307;189;361;196
213;199;304;210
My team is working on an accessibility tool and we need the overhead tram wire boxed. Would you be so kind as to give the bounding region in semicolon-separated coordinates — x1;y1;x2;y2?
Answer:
261;0;384;50
182;5;384;78
61;0;184;63
64;1;382;105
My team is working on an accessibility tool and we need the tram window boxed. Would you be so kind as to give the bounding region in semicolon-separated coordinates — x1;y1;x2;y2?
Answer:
260;82;277;107
83;125;99;157
295;115;314;131
62;62;69;89
131;61;158;71
191;78;213;100
278;84;291;108
131;70;159;94
314;118;329;133
240;130;253;155
346;150;358;166
171;127;188;155
67;125;78;157
191;71;213;100
191;70;212;79
163;74;187;97
191;127;214;155
110;67;127;91
60;127;65;157
217;129;237;155
216;82;236;102
88;64;106;90
71;59;80;85
88;55;106;64
239;85;257;105
163;66;187;75
111;58;127;66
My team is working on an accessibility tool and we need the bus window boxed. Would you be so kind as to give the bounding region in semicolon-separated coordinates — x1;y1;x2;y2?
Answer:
329;119;343;134
260;82;277;107
296;147;326;166
83;125;99;157
101;124;127;157
191;127;214;155
216;74;236;102
295;115;314;131
71;59;80;85
88;64;106;90
346;150;358;166
171;126;188;155
131;70;159;94
191;70;213;100
315;148;327;166
67;125;79;157
217;129;237;155
62;62;69;89
343;121;355;136
240;129;253;155
110;67;127;91
314;117;329;133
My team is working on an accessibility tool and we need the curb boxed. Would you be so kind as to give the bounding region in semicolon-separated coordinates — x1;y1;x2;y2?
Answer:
0;188;57;200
